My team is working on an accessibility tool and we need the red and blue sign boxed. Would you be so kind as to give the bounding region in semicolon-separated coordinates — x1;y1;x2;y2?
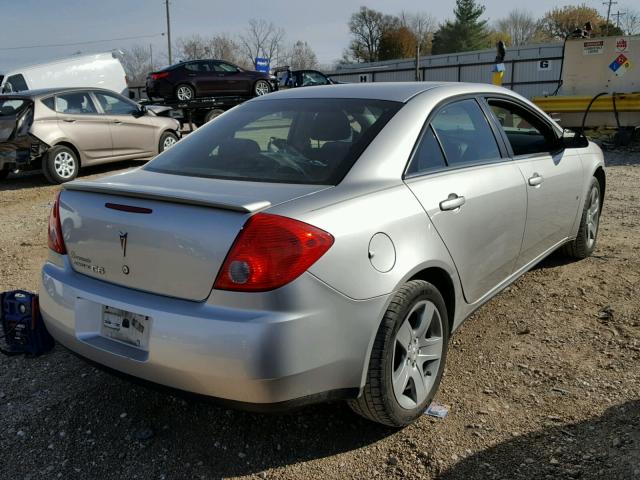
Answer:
609;53;628;73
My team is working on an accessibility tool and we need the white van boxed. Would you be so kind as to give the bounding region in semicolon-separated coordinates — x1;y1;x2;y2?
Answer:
1;52;127;95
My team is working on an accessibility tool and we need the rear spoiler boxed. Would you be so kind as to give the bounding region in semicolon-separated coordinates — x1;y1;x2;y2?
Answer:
63;182;271;213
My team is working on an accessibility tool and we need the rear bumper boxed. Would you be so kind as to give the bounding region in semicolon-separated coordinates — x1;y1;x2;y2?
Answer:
40;256;389;405
0;134;48;171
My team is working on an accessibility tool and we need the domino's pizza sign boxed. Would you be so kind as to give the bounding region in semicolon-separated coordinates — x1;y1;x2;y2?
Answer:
255;57;270;73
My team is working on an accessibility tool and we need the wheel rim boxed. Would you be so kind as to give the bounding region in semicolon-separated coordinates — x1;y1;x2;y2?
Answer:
53;151;76;179
177;86;193;100
163;136;177;150
585;186;600;249
255;81;270;96
392;300;444;410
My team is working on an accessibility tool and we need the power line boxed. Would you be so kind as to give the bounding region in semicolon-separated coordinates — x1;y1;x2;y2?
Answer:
0;33;165;51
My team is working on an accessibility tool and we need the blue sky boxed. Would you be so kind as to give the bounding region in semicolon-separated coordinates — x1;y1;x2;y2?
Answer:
0;0;631;73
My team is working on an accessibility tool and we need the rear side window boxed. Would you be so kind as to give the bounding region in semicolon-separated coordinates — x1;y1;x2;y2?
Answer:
146;98;402;185
431;99;501;167
406;126;446;175
488;100;558;156
3;74;28;93
213;62;238;73
55;92;97;114
185;62;211;72
41;97;55;111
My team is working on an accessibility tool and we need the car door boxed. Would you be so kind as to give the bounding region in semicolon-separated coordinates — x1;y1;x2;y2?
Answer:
484;98;584;270
54;91;113;163
211;61;250;94
183;61;217;96
92;90;156;158
404;98;527;304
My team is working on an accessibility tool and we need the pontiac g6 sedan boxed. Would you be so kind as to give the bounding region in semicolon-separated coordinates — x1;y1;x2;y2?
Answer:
40;83;605;426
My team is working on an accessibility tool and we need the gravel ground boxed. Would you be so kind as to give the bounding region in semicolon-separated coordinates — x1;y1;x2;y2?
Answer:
0;147;638;480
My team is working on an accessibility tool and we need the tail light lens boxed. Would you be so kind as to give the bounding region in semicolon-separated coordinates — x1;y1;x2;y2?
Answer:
214;213;334;292
48;192;66;254
151;72;170;80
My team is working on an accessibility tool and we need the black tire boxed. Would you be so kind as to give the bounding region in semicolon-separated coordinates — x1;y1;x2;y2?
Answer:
158;131;179;153
562;177;601;259
43;145;79;184
349;280;450;427
253;79;272;97
204;109;225;123
0;168;9;180
175;84;195;101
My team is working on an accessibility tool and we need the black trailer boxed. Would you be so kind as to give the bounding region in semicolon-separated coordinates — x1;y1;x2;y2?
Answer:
140;95;250;130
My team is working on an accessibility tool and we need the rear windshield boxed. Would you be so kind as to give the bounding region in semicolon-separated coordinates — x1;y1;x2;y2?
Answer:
145;98;402;185
0;99;29;116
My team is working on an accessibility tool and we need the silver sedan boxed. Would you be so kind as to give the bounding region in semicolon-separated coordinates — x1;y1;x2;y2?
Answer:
40;82;605;426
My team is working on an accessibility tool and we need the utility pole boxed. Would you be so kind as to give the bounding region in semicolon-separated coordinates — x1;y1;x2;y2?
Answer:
149;44;153;71
165;0;172;64
611;10;623;29
603;0;618;35
415;43;420;81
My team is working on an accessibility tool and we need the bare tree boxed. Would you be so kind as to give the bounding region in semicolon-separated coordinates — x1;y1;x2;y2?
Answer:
208;34;243;65
239;19;285;68
347;7;398;63
121;45;155;84
285;41;319;69
496;9;540;46
400;11;437;53
620;9;640;35
175;34;210;61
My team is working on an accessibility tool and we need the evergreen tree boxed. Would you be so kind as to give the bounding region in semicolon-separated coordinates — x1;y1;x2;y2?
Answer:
432;0;489;54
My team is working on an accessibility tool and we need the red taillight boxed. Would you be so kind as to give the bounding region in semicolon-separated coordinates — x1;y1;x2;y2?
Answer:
47;192;66;254
214;213;334;292
151;72;170;81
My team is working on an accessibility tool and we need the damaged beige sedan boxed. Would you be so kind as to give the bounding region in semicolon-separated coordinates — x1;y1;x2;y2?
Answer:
0;88;180;183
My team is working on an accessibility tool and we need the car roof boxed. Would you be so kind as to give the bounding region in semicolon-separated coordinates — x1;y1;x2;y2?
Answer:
253;81;518;103
0;87;123;99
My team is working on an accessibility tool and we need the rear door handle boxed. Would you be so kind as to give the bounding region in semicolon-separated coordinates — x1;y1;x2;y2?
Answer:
112;120;122;124
528;173;543;186
62;118;76;123
188;73;197;77
439;193;466;211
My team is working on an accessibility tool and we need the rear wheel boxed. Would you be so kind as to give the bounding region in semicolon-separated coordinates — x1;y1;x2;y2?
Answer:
253;80;271;97
204;109;225;123
43;145;79;184
175;84;195;101
159;131;179;153
562;177;601;259
349;280;449;427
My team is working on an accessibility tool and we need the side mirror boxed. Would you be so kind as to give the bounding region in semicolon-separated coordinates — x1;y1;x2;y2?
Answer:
561;128;589;149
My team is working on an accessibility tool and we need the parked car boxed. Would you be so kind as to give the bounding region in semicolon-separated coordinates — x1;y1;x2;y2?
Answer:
274;67;337;89
40;82;605;426
0;87;180;183
0;52;127;95
146;60;273;101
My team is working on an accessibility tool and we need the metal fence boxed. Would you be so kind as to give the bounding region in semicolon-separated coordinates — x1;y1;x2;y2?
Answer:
329;43;565;99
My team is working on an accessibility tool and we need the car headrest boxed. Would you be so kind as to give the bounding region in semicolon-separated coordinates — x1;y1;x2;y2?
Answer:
218;138;261;158
309;111;351;141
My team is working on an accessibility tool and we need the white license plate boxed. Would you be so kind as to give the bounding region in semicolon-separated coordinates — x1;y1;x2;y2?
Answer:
100;306;151;349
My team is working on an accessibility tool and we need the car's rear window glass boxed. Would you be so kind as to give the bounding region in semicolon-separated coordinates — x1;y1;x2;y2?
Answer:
431;99;501;167
0;99;28;116
145;98;402;185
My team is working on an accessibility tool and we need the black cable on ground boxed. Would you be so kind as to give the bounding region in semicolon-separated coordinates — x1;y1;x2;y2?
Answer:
551;35;570;96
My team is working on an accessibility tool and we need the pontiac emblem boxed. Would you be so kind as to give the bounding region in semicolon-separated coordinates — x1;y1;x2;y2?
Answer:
119;232;128;257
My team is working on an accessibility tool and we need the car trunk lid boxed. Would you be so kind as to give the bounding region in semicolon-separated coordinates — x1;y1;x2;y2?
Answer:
60;169;331;301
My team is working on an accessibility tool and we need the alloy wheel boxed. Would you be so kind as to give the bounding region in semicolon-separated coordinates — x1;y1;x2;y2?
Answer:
53;151;76;179
586;186;600;249
392;300;444;410
176;86;193;101
255;80;271;96
163;136;177;150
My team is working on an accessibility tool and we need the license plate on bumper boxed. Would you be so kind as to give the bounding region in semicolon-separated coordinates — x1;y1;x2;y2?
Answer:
101;306;151;349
